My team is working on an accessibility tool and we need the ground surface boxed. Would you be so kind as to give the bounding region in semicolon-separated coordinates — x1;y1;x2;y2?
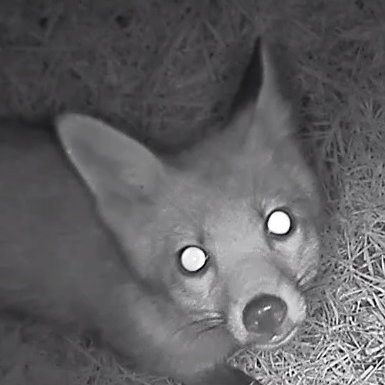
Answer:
0;1;384;384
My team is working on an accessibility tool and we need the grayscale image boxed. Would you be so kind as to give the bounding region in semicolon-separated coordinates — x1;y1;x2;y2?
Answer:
0;1;383;385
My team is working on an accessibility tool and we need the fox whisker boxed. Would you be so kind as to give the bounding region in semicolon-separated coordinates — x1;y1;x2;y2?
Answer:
173;311;226;337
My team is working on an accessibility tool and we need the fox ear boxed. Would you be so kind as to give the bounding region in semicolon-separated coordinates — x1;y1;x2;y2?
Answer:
56;114;165;203
229;38;291;139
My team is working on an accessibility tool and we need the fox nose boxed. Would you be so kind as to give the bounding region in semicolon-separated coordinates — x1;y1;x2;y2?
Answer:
242;294;287;335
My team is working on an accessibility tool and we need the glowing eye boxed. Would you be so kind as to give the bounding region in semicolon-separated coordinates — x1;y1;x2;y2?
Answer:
179;246;208;273
265;208;294;236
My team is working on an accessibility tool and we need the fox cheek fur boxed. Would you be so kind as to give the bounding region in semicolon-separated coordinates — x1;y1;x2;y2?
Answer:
0;39;321;385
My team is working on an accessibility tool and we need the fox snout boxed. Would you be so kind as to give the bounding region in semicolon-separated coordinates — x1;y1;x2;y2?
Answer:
243;293;288;336
226;269;309;349
241;285;307;345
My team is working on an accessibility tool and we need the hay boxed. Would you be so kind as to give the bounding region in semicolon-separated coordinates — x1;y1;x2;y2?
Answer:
0;0;384;384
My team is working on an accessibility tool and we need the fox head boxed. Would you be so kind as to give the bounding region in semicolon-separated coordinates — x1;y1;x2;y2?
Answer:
56;39;321;364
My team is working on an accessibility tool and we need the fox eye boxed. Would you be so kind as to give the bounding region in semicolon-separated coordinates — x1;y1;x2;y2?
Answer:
265;208;294;237
179;246;209;274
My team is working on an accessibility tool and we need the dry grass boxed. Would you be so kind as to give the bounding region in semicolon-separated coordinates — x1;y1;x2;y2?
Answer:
0;0;384;384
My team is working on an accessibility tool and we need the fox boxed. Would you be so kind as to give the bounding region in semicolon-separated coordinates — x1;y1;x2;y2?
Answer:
0;39;321;385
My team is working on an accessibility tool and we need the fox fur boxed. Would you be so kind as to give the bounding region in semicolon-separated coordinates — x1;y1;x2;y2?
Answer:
0;39;321;385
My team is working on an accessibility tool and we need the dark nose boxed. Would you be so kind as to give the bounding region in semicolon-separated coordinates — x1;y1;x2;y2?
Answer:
242;294;287;334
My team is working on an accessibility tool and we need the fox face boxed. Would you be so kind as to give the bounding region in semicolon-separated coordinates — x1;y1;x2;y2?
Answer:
53;40;321;383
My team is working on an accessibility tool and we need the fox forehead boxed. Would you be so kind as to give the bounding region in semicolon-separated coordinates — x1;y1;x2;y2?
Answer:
157;165;304;240
162;149;311;215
